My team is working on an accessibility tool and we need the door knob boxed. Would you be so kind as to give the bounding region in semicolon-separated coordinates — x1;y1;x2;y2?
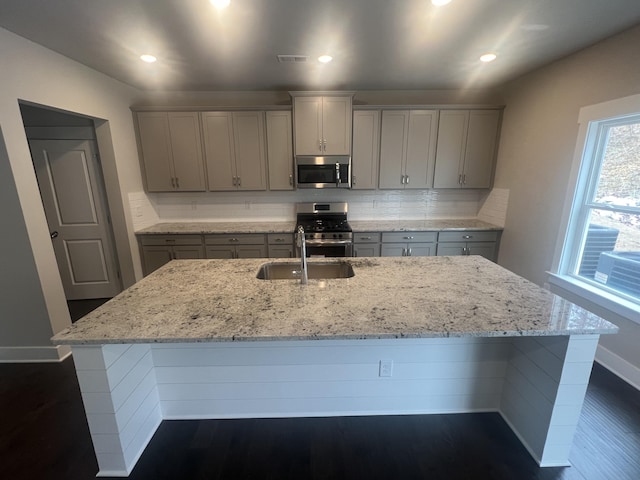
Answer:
50;231;59;239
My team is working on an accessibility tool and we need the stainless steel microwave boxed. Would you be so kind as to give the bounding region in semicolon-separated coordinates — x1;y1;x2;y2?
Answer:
295;156;351;189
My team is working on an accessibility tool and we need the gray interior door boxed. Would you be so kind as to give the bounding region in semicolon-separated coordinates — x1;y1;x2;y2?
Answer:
29;139;121;300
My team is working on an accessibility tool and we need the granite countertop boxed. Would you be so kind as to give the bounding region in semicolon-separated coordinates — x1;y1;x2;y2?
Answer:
349;219;502;232
135;221;297;235
52;256;617;345
135;219;502;235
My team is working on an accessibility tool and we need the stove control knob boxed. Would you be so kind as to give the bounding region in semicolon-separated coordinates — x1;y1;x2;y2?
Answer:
338;234;343;239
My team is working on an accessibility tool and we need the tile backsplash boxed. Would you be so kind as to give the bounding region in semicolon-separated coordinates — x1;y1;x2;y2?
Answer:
129;189;508;230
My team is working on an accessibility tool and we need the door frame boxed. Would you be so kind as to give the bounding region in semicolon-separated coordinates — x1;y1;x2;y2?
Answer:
20;103;137;296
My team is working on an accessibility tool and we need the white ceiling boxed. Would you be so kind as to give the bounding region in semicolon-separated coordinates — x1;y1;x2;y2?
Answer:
1;0;640;92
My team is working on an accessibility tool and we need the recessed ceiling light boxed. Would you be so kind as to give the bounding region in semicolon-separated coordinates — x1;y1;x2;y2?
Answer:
431;0;452;6
480;53;497;63
318;55;333;64
140;54;157;63
210;0;230;9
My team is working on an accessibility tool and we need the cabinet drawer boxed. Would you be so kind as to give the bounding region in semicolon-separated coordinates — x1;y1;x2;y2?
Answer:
205;234;266;245
140;235;203;246
353;232;381;244
267;233;294;245
381;231;437;243
438;230;499;243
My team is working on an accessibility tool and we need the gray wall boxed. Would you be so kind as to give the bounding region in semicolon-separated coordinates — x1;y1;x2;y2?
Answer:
494;24;640;373
0;128;53;346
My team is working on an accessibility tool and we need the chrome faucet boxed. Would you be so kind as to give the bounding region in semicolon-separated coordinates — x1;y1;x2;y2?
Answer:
297;225;308;285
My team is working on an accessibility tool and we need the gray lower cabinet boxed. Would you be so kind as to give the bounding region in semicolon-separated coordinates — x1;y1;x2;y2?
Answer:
353;232;381;257
140;235;205;275
381;232;437;257
436;231;500;262
267;233;294;258
205;234;267;259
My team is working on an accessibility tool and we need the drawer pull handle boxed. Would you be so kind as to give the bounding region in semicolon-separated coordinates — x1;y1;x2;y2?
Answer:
403;236;414;240
463;235;472;239
360;236;372;240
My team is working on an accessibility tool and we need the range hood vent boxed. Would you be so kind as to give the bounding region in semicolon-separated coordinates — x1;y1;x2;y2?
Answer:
277;54;308;63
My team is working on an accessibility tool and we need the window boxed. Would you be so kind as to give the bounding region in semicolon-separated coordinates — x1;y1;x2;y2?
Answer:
556;98;640;314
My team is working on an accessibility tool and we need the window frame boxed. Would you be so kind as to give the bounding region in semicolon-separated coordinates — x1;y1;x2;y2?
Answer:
549;93;640;324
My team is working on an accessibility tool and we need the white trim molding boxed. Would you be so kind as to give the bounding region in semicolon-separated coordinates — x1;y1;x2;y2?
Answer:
0;345;71;363
596;346;640;391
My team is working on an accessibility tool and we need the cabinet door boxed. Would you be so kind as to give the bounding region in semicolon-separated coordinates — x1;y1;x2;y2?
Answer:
266;111;294;190
352;110;380;190
379;110;408;189
205;246;235;259
322;96;352;155
167;112;206;191
462;110;500;189
293;97;323;155
354;244;380;257
381;244;406;257
202;112;236;191
173;245;205;260
406;244;435;257
137;112;174;192
404;110;438;189
436;243;466;256
233;112;267;191
268;245;294;258
141;246;173;275
468;242;498;262
236;244;268;258
433;110;468;188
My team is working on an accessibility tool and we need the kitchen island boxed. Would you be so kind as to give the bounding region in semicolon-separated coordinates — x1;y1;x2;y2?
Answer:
53;256;618;477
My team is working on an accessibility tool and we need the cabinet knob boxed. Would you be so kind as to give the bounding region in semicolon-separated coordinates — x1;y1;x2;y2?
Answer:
50;231;59;239
289;174;293;185
463;235;472;239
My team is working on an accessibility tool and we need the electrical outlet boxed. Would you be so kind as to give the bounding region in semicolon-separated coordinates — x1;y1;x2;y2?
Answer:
379;359;393;377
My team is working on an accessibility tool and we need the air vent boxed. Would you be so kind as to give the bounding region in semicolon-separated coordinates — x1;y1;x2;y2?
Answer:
276;54;308;63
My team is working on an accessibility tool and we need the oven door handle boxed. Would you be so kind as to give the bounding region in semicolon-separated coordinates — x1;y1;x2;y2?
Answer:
305;239;353;246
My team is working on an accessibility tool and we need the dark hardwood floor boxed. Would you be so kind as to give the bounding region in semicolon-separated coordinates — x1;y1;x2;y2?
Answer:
1;359;638;480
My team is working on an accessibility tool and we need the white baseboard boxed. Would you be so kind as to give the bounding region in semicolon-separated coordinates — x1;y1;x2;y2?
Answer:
0;345;71;363
595;345;640;391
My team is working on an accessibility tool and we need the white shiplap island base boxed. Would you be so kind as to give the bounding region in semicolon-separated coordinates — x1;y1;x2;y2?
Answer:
52;256;618;477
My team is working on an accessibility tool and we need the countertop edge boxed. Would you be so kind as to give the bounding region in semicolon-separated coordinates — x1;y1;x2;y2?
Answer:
52;328;618;346
135;220;504;235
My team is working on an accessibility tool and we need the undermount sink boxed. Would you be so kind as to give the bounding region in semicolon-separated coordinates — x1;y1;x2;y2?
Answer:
256;261;355;280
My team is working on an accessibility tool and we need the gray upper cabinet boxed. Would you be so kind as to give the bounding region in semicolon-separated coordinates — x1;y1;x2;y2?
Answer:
292;95;352;155
136;112;206;192
378;110;439;189
433;110;501;189
202;111;267;191
265;111;294;190
352;110;380;190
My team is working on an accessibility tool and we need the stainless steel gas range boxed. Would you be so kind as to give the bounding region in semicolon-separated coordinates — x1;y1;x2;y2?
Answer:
295;202;353;257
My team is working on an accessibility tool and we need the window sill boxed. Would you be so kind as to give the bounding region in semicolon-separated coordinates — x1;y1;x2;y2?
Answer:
548;273;640;326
